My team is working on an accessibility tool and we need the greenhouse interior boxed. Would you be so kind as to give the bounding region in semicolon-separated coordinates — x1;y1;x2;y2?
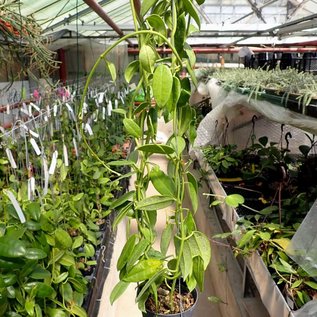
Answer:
1;0;317;316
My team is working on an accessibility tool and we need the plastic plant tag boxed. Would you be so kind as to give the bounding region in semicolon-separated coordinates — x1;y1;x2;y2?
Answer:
53;104;58;117
63;144;69;167
102;106;106;120
30;102;40;112
28;177;35;201
85;123;94;136
6;104;10;114
107;100;113;116
3;189;26;223
120;96;124;104
20;107;29;116
83;102;88;114
46;105;51;117
98;92;105;104
115;99;118;109
5;148;17;168
30;138;41;156
287;200;317;279
65;103;76;121
28;104;32;116
48;151;58;175
42;157;49;196
29;129;39;139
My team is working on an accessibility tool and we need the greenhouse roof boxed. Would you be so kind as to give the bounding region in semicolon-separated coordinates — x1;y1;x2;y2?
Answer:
10;0;317;46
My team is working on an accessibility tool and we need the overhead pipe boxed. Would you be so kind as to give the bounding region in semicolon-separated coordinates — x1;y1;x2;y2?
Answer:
83;0;132;45
128;46;317;55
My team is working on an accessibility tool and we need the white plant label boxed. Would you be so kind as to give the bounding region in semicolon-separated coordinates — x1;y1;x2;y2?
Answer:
102;107;106;120
28;104;32;116
107;100;113;116
114;99;118;109
53;104;58;117
28;177;36;201
49;150;58;175
30;102;40;112
20;108;29;116
42;157;49;196
63;144;69;167
46;105;51;117
85;123;94;136
120;96;124;104
29;129;39;139
98;92;104;104
3;189;26;223
44;116;48;122
83;102;88;114
30;138;41;156
6;104;10;114
5;148;17;169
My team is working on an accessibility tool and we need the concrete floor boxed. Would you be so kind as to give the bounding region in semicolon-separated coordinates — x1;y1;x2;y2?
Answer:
98;119;223;317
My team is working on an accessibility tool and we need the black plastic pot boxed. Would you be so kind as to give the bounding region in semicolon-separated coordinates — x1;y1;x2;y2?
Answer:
142;288;198;317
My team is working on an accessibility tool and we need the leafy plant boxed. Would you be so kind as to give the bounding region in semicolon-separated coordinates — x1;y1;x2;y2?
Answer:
79;0;211;315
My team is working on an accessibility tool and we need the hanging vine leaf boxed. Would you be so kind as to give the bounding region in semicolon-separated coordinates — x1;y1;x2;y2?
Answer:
166;77;181;112
146;14;166;45
124;259;163;282
141;0;158;17
105;59;117;81
124;60;139;83
150;166;176;197
123;118;142;138
139;45;157;73
137;144;175;155
183;0;201;28
136;195;175;210
153;64;173;107
110;281;129;305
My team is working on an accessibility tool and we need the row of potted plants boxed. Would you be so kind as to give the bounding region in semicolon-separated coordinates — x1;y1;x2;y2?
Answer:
200;132;317;313
0;87;129;316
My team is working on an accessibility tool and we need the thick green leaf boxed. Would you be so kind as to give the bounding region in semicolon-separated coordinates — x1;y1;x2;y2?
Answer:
108;160;136;166
123;118;142;138
187;181;198;213
117;234;137;271
0;238;26;258
24;248;47;260
304;280;317;290
112;202;134;229
188;232;211;269
60;282;73;303
160;223;173;256
126;239;149;270
110;281;129;304
153;64;173;108
69;305;87;317
25;202;41;221
110;190;135;210
53;272;69;284
193;256;204;291
225;194;245;208
166;77;181;112
124;60;139;83
184;43;196;67
34;283;56;298
123;259;162;282
73;193;84;201
146;14;166;45
175;13;186;54
105;59;116;81
111;108;127;116
150;166;176;197
179;240;193;280
183;0;201;28
238;230;256;248
136;195;175;211
55;229;72;249
59;253;76;267
178;105;193;136
72;236;84;250
47;308;67;317
195;0;205;4
141;0;158;16
30;267;51;280
137;144;175;155
169;136;186;156
258;232;271;241
259;205;278;215
139;45;157;73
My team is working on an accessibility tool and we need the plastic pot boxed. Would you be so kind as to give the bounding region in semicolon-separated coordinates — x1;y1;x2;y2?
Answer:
142;288;198;317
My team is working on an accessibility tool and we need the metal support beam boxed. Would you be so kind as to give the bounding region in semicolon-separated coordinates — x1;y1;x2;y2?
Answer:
83;0;132;44
246;0;266;23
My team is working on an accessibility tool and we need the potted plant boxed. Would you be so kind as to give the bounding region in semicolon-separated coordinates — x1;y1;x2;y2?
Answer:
79;0;211;316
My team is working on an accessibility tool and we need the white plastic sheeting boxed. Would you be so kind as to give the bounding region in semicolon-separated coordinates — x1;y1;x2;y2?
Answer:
193;79;316;153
